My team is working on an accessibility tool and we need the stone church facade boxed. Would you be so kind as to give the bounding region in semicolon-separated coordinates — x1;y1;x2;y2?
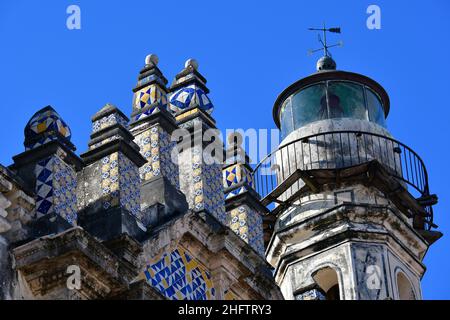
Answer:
0;55;282;300
0;53;441;300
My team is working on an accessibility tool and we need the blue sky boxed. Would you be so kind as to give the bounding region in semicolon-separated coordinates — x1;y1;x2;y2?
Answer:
0;1;449;299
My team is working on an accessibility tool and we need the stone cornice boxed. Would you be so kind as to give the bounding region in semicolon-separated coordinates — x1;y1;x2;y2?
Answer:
12;227;138;299
266;203;429;284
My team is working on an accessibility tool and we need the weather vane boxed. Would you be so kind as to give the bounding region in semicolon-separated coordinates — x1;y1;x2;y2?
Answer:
308;23;343;57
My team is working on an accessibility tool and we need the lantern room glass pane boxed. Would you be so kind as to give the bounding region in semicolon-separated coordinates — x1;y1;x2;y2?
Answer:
291;83;327;129
366;87;387;127
280;97;294;139
327;82;367;120
278;81;387;139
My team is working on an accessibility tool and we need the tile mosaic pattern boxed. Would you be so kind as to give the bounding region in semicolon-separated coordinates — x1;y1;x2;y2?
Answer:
228;205;264;255
89;134;121;150
118;153;141;216
225;186;248;199
169;84;213;115
100;152;141;216
191;147;226;224
25;136;58;151
143;246;216;300
132;85;168;122
223;164;253;189
25;107;71;148
35;156;77;224
135;125;179;188
178;117;212;131
92;112;128;133
133;106;161;122
26;108;71;139
222;142;265;255
174;107;200;122
295;289;326;300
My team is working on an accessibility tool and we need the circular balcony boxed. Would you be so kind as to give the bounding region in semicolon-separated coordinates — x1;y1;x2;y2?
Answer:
253;130;435;230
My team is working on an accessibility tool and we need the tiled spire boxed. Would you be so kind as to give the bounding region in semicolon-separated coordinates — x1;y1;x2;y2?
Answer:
12;105;83;233
129;55;187;221
131;54;169;122
130;54;180;188
168;59;215;127
223;133;253;198
81;103;145;214
223;133;267;256
169;59;225;225
78;103;147;241
24;106;74;151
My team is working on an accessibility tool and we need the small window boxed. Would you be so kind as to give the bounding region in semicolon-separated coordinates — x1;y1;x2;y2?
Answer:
334;190;354;204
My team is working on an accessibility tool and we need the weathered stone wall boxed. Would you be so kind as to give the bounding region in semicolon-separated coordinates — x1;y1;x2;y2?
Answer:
0;168;35;299
267;180;429;300
136;211;283;300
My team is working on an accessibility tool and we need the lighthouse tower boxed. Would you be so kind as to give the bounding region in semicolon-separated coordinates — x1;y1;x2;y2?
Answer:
255;27;442;300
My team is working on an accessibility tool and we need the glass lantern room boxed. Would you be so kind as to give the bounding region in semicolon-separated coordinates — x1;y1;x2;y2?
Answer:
273;71;390;139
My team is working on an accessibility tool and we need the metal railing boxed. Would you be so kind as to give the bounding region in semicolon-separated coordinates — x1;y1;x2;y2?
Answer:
253;130;434;227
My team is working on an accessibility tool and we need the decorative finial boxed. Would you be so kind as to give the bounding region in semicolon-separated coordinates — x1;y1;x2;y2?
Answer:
185;58;199;70
308;23;343;71
145;54;159;66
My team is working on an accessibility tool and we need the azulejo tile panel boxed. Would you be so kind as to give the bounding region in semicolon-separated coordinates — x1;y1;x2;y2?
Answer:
143;246;216;300
224;164;240;188
118;153;141;217
169;84;213;115
295;289;326;300
133;85;168;111
225;186;248;199
35;157;54;217
101;153;120;210
100;152;141;217
135;125;179;189
229;205;264;256
223;164;253;189
190;147;226;224
25;136;58;151
175;107;200;122
178;117;211;131
92;112;128;133
35;156;77;224
89;134;121;150
133;106;161;122
26;107;71;142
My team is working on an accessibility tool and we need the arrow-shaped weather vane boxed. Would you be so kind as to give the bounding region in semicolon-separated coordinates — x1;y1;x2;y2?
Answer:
308;23;343;57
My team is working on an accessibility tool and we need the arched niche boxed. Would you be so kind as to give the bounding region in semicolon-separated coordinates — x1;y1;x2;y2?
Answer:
396;271;416;300
312;266;341;300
